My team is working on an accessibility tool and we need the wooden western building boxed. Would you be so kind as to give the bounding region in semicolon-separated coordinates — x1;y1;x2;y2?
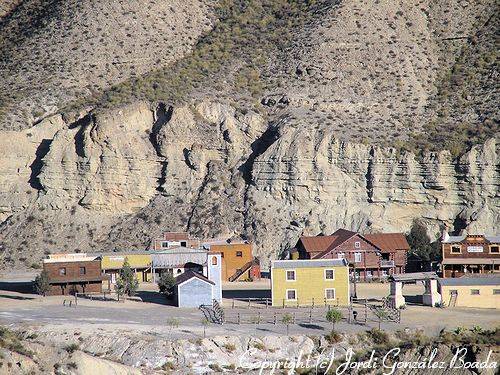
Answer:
42;253;108;296
291;229;409;280
203;240;260;282
152;232;200;251
441;233;500;278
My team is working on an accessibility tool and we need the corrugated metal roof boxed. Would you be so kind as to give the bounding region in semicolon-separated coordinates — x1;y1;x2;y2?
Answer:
389;272;438;281
364;233;409;252
442;235;500;243
439;277;500;286
272;259;348;269
152;248;207;268
441;259;499;265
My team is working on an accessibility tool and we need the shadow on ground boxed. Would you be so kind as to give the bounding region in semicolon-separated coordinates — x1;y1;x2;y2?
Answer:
0;281;34;294
0;294;35;300
136;290;174;306
222;289;271;299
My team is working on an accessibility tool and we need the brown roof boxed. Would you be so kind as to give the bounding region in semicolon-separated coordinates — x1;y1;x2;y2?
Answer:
312;229;358;259
164;232;189;241
174;270;215;286
299;235;338;253
363;233;409;252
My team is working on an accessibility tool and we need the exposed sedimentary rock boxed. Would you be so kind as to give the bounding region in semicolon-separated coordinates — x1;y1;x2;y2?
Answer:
0;101;498;268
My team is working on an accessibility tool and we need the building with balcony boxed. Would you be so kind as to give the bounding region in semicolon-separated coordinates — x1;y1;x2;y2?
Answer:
290;229;409;280
441;233;500;278
42;253;108;296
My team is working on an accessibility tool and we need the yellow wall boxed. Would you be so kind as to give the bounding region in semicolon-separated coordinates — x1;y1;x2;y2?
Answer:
271;265;350;307
101;254;152;282
441;285;499;309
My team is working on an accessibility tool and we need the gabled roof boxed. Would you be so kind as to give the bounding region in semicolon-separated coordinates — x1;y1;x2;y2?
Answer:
363;233;409;252
299;235;338;253
313;229;358;259
174;270;214;286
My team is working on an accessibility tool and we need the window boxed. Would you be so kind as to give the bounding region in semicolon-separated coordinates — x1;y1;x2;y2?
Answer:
286;270;296;281
79;267;86;275
493;289;500;295
490;245;499;254
354;252;362;263
236;251;243;257
59;268;66;276
325;288;336;300
471;289;480;295
211;256;218;265
450;246;461;254
221;253;224;258
382;270;388;276
337;252;345;260
286;289;297;300
324;269;335;280
161;241;169;248
180;241;187;247
366;270;372;277
354;241;360;249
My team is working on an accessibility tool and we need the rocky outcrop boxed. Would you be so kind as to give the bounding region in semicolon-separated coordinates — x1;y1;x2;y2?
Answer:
248;127;499;263
0;100;498;267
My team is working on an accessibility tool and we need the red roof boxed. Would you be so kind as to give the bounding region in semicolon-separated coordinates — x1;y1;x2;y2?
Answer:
299;235;338;253
164;232;189;241
312;229;357;258
363;233;409;252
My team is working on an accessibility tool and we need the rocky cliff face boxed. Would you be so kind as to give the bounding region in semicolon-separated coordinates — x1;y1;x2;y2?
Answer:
0;101;498;267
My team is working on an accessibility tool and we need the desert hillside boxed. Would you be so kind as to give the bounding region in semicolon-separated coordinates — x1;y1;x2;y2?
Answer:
0;0;498;268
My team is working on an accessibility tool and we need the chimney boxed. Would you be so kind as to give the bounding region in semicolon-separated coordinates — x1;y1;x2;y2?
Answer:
441;228;450;242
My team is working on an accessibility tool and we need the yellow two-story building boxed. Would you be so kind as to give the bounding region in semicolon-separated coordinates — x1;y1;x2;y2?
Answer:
271;259;350;307
100;253;153;283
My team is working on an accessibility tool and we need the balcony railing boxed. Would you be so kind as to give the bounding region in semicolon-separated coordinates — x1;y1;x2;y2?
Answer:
380;260;395;267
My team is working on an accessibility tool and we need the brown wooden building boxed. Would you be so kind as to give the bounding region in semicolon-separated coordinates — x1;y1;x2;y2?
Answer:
152;232;200;251
292;229;409;280
42;254;108;295
441;234;500;278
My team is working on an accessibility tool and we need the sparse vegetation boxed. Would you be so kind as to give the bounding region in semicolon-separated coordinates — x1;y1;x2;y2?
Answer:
34;270;51;296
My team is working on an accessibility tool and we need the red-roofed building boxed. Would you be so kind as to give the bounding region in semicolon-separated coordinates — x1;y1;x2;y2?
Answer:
292;229;409;280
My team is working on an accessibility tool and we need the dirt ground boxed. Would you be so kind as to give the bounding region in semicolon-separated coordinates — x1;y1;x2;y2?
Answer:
0;275;497;340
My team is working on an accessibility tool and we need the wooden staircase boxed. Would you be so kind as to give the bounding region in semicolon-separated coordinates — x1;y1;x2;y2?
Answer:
199;299;225;325
228;258;259;282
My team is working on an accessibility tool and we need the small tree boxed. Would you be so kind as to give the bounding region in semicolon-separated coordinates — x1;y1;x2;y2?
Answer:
326;309;343;331
114;258;139;298
158;272;176;298
34;270;50;296
281;313;293;336
373;309;389;330
201;318;210;338
167;318;180;340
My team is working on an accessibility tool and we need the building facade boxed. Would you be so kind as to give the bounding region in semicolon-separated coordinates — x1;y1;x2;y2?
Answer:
204;241;260;281
152;232;200;251
173;271;215;308
438;276;500;309
292;229;409;280
100;253;152;283
271;259;350;307
441;234;500;278
42;254;107;296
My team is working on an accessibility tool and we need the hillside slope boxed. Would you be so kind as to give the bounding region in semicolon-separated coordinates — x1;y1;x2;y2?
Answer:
0;0;498;268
